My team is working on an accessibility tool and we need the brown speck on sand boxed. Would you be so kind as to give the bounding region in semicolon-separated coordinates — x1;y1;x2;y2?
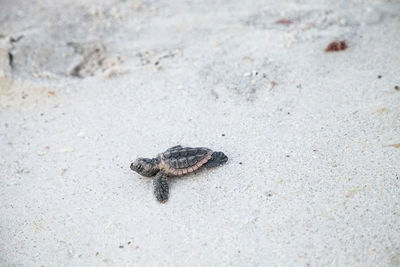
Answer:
269;81;278;91
242;55;254;62
387;143;400;148
275;18;293;25
325;40;348;52
376;107;387;114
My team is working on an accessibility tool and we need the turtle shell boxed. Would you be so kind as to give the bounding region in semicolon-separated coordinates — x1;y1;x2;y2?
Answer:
159;146;213;176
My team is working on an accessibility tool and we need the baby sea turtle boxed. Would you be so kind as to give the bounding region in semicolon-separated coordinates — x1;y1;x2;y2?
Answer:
130;145;228;203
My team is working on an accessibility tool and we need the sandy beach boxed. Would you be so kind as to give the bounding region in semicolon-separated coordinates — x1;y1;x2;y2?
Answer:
1;0;400;265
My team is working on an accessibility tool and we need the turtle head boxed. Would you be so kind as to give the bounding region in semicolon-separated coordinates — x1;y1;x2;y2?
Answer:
130;158;159;177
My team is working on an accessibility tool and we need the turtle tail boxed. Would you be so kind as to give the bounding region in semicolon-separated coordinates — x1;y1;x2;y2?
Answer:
204;151;228;168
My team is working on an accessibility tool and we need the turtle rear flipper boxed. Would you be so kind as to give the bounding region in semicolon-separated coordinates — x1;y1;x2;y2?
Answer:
203;151;228;168
153;172;169;203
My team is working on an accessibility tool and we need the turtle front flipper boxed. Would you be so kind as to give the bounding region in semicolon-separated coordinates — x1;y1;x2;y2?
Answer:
153;172;169;203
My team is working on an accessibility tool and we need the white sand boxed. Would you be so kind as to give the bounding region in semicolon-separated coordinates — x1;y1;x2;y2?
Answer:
1;0;400;265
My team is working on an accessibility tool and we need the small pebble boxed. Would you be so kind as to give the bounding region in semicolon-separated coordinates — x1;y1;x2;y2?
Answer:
77;131;86;138
119;245;124;248
395;85;400;91
377;75;382;79
221;134;225;136
239;162;242;165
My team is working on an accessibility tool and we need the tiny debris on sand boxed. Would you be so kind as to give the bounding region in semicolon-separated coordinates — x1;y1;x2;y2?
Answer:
387;143;400;148
59;147;75;153
269;81;278;91
77;131;86;138
325;40;348;52
275;18;293;25
344;187;361;198
376;107;387;114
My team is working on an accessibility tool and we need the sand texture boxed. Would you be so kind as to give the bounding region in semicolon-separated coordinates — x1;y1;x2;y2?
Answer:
1;0;400;266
